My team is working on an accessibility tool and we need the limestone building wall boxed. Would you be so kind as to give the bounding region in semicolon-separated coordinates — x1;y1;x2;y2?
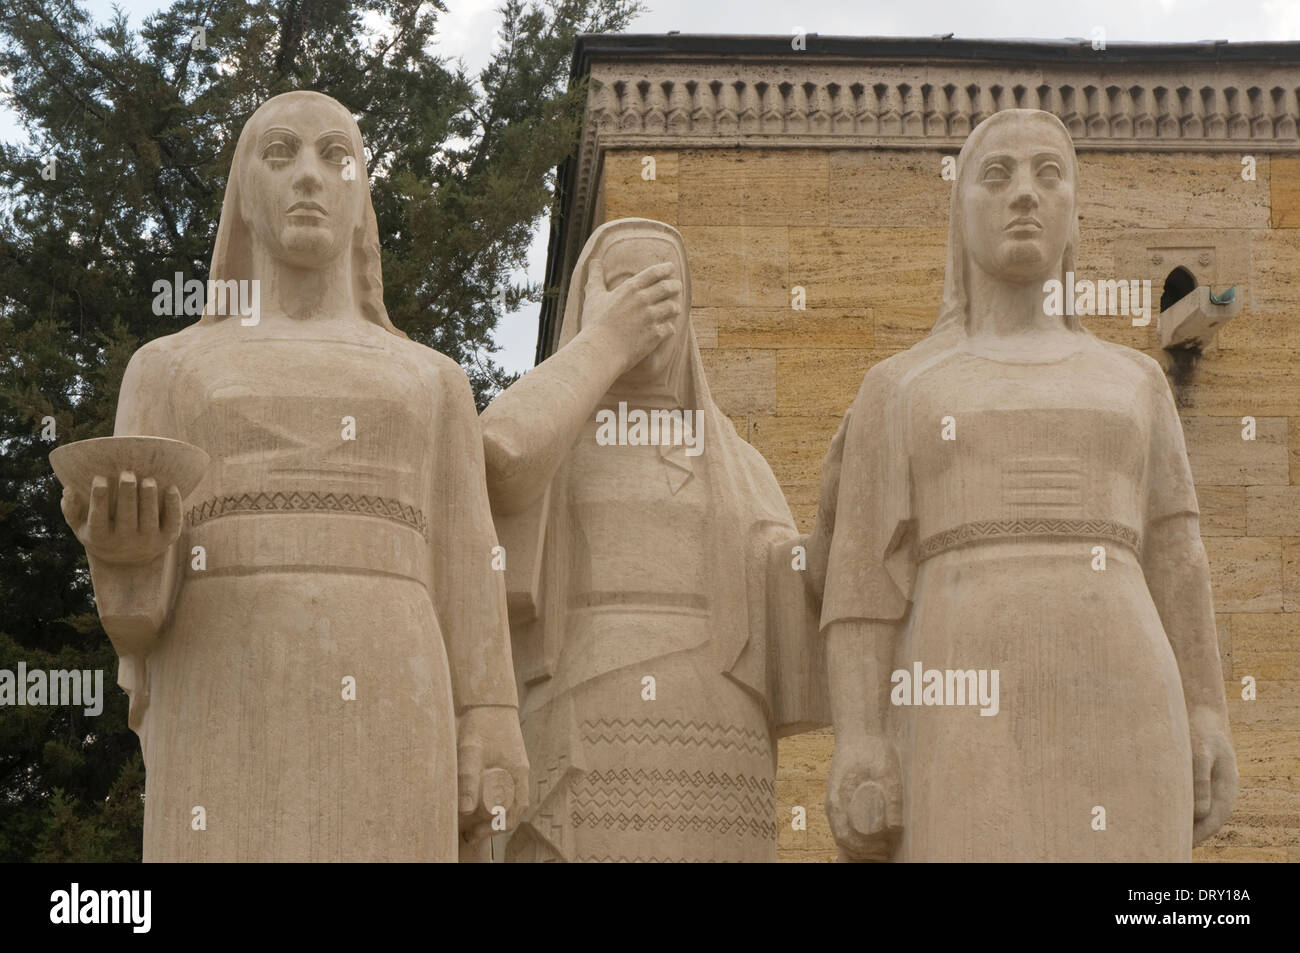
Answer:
541;36;1300;862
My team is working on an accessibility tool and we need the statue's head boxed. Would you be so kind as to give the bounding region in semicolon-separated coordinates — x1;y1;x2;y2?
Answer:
237;90;366;268
203;90;398;333
933;108;1082;334
565;219;691;393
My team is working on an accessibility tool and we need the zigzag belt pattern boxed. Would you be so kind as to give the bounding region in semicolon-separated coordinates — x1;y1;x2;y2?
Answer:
574;720;777;842
580;718;772;758
187;491;429;540
918;518;1141;561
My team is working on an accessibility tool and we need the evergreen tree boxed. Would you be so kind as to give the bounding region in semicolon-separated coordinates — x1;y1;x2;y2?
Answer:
0;0;639;861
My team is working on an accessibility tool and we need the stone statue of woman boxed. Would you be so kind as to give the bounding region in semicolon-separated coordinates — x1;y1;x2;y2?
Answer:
481;218;826;862
808;108;1237;861
55;90;527;861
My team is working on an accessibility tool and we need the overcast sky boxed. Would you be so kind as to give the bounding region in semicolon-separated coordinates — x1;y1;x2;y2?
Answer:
3;0;1297;370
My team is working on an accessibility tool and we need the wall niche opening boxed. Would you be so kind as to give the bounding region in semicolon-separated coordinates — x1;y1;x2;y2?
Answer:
1160;266;1197;314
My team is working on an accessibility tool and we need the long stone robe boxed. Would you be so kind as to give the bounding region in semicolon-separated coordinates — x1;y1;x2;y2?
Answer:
109;317;515;861
491;219;828;862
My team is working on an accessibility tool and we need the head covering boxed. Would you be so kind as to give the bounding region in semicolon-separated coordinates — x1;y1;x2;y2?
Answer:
533;216;792;666
930;108;1083;337
558;219;700;399
201;89;402;336
501;218;825;858
557;218;711;485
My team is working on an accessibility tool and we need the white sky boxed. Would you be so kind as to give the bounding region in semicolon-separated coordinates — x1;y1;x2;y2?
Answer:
3;0;1299;371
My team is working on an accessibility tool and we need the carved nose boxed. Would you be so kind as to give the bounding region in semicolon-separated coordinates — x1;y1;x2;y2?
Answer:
294;169;323;195
1010;183;1038;211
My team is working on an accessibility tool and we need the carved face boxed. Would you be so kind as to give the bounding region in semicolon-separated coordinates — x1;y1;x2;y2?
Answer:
239;95;363;269
961;116;1075;284
595;236;687;385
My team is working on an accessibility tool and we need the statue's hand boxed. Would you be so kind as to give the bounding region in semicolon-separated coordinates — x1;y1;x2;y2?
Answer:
457;705;530;844
61;472;182;566
581;258;681;374
825;732;903;861
1190;706;1237;845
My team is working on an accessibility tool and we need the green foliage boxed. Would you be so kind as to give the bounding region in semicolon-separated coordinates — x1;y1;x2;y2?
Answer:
0;0;640;861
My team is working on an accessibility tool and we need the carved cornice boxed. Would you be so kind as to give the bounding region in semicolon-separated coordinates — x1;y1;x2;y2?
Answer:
586;65;1300;149
537;36;1300;359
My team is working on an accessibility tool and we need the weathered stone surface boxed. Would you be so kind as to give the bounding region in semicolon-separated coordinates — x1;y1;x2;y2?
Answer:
749;415;844;488
601;150;680;224
1197;485;1246;537
1177;350;1300;417
1205;537;1284;612
1193;845;1289;862
1283;537;1300;612
1079;152;1270;230
1270;155;1300;228
1249;226;1300;313
1233;729;1300;778
1249;485;1300;536
788;226;948;312
689;308;718;348
679;225;789;308
1233;613;1300;682
698;347;777;416
714;307;873;350
1226;678;1300;729
679;149;829;227
775;348;890;416
1180;416;1288;486
1110;227;1252;297
1198;776;1300;849
828;150;953;228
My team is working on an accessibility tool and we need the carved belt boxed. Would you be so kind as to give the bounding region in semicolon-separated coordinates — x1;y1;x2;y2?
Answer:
188;491;428;540
917;518;1141;562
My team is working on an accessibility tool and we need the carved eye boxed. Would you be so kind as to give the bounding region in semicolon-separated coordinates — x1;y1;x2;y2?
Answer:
320;142;352;165
262;140;295;162
981;162;1010;183
1038;162;1063;181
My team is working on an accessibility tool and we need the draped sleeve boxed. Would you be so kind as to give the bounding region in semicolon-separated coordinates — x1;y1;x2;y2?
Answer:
820;356;916;630
429;360;519;712
763;528;830;735
1141;355;1200;531
103;334;188;731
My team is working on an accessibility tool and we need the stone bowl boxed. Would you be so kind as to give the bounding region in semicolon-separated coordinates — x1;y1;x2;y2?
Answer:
50;436;210;501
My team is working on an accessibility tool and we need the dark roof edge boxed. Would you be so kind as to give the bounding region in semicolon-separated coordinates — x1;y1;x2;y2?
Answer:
573;33;1300;74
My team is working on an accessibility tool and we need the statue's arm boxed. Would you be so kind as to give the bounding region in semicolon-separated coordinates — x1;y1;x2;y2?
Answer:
826;619;897;739
805;412;850;601
1140;361;1236;844
817;373;909;859
480;321;629;515
481;258;681;515
433;362;520;712
73;342;184;658
431;360;529;836
1143;516;1226;719
1144;513;1237;844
